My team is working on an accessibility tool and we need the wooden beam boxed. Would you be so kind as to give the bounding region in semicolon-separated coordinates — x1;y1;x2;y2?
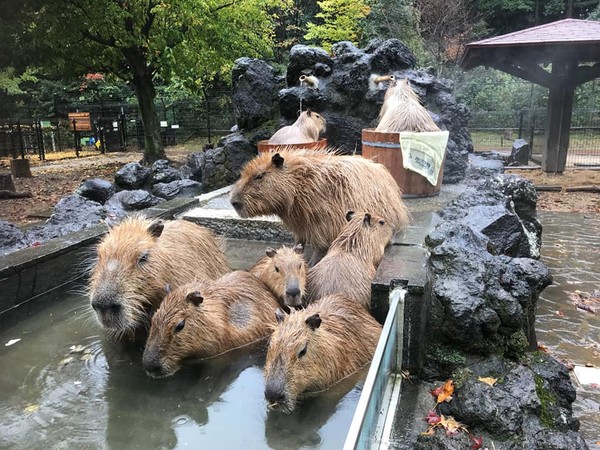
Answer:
572;62;600;87
488;59;555;89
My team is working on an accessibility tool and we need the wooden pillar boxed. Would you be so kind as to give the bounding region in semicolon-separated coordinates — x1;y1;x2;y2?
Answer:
542;61;575;173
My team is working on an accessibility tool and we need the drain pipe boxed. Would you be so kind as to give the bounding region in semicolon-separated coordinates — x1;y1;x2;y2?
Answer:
344;287;407;450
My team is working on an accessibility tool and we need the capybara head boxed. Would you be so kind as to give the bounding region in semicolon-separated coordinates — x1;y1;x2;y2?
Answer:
89;217;167;332
298;108;326;138
335;210;395;265
264;295;381;413
263;244;307;308
230;152;293;218
143;287;208;378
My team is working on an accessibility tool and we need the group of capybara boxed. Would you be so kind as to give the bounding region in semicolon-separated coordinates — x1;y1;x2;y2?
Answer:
88;75;416;414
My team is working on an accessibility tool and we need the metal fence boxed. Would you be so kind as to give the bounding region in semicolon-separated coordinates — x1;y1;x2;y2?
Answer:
0;91;236;160
470;108;600;167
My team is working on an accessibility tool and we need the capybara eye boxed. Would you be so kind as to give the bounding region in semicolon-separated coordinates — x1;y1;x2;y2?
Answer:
379;220;385;225
254;173;264;180
298;343;308;358
138;250;150;264
275;266;280;273
174;319;185;333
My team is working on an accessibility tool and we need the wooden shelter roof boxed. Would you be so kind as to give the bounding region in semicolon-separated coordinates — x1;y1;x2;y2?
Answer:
461;19;600;69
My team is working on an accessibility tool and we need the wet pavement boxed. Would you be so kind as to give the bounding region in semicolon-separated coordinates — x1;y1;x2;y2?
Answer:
535;211;600;447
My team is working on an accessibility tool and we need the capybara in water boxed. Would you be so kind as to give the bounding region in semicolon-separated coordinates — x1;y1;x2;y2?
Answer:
230;149;409;265
249;244;307;309
306;211;394;309
264;294;382;413
268;109;326;144
375;76;440;133
89;216;229;334
143;270;280;378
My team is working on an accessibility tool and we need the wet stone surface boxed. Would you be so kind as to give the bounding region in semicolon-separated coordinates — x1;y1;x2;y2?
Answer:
536;211;600;447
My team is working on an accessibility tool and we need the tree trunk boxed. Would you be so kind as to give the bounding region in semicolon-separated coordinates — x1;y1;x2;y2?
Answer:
125;47;166;165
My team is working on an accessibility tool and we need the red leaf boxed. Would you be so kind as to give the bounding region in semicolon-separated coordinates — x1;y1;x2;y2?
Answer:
425;410;441;424
471;435;483;449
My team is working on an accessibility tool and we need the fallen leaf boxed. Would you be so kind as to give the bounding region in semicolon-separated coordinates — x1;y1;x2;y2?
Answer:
471;435;483;449
439;415;466;435
537;344;549;353
24;404;39;414
59;356;75;367
425;410;441;424
436;379;454;404
69;345;86;354
430;385;443;398
555;310;565;317
478;377;498;386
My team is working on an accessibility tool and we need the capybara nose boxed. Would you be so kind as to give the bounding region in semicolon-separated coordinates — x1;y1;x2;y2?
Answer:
265;386;286;405
143;353;165;377
230;200;242;211
91;297;121;314
286;287;301;298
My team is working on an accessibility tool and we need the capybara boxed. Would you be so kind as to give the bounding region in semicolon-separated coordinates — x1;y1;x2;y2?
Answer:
268;109;326;144
249;244;308;309
375;76;440;133
229;149;409;265
264;294;382;413
143;270;280;378
306;211;394;309
89;216;229;334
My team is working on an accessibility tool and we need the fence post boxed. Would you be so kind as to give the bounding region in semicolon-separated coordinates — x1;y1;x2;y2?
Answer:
518;111;524;139
56;120;63;152
202;87;212;144
529;112;536;154
73;118;80;157
16;119;25;159
37;118;45;161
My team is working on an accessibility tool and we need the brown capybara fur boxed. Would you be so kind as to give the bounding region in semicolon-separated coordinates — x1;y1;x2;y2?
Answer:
249;244;308;309
143;270;280;378
306;211;394;309
264;294;382;413
375;76;440;133
89;216;229;334
229;149;409;265
268;109;326;144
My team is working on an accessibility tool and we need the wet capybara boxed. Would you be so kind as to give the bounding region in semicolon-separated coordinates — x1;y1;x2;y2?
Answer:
229;149;409;265
264;294;382;413
306;211;394;309
375;76;440;133
268;109;326;144
249;244;308;309
143;270;280;378
89;216;229;334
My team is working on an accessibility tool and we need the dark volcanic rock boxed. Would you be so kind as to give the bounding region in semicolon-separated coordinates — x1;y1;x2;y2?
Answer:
286;45;334;87
369;39;416;73
202;147;236;192
76;178;116;204
219;132;257;176
152;179;202;200
232;57;280;130
182;151;207;182
115;162;151;190
150;159;181;185
0;220;27;255
509;139;531;165
105;190;164;222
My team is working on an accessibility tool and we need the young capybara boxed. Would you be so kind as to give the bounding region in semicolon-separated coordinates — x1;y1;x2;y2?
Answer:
248;244;308;309
229;149;409;265
88;216;229;334
143;270;280;378
268;109;326;144
264;294;382;413
306;211;394;309
375;76;440;133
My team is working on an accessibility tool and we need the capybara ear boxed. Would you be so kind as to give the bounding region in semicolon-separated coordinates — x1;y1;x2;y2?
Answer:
346;210;355;222
275;308;286;324
186;291;203;306
305;313;321;331
164;283;171;294
266;247;277;258
293;243;304;254
148;220;164;238
271;153;284;168
306;108;312;117
363;213;372;226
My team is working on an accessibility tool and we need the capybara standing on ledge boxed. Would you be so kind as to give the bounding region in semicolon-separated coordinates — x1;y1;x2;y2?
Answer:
264;294;382;413
89;216;229;335
268;109;326;144
306;211;394;309
249;244;308;309
230;149;409;265
143;271;280;378
375;76;440;133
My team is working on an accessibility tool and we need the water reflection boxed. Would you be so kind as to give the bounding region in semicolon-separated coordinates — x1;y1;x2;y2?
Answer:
536;212;600;445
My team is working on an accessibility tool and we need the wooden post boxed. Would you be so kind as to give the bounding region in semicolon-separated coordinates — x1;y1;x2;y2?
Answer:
542;61;575;173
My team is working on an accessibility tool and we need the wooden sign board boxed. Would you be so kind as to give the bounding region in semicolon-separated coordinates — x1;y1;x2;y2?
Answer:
68;112;92;131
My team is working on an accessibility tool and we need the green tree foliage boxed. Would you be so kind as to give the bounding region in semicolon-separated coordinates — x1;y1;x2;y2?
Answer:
305;0;371;51
24;0;285;163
